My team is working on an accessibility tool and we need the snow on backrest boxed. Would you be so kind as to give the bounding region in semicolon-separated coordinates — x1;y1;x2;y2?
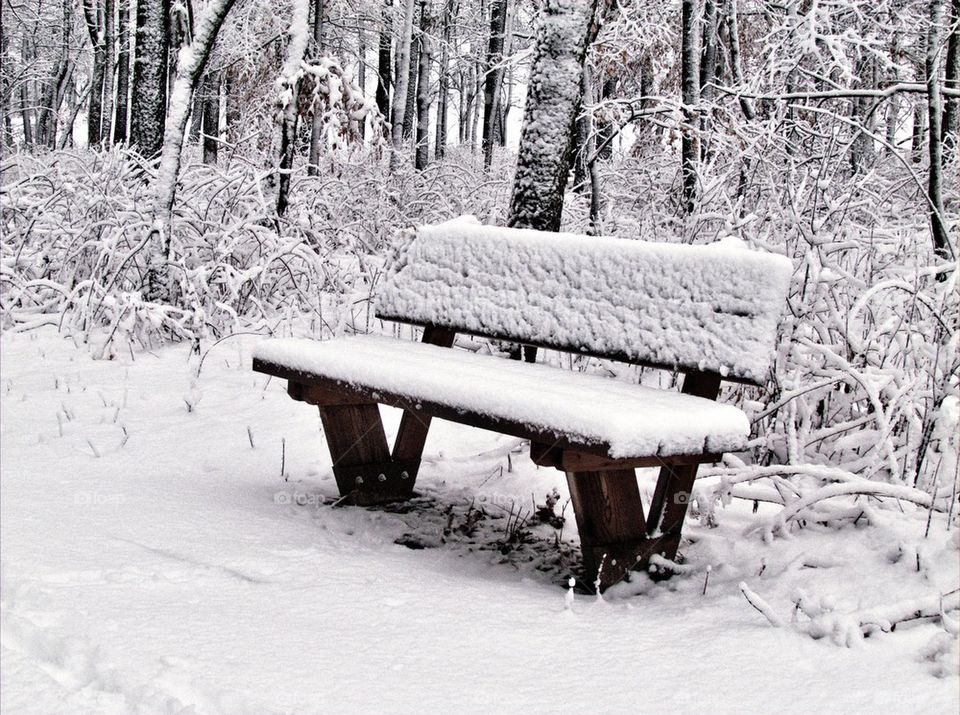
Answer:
376;217;793;384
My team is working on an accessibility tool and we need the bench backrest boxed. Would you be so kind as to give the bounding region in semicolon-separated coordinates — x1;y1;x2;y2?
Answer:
375;217;793;385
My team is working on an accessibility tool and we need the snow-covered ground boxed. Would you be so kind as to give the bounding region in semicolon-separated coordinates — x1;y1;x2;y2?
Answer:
2;328;957;714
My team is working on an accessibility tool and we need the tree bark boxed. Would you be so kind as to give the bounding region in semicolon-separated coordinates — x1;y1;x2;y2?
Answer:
114;0;130;143
699;0;718;157
376;0;392;119
307;0;326;176
725;0;754;121
19;39;35;147
680;0;701;214
201;73;219;163
131;0;170;159
83;0;107;146
435;0;455;159
572;66;590;192
402;31;420;140
942;0;959;155
102;0;116;142
145;0;238;303
0;15;11;148
415;0;433;169
481;0;508;168
508;0;608;232
391;0;416;148
276;0;310;216
926;0;952;261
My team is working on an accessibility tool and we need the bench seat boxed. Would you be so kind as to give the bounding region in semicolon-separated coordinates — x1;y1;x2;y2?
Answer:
253;335;749;460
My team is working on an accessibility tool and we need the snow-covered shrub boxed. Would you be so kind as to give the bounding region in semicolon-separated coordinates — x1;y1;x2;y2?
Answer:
0;145;513;354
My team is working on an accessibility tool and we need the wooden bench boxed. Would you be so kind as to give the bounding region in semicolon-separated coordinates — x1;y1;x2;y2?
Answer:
253;217;792;588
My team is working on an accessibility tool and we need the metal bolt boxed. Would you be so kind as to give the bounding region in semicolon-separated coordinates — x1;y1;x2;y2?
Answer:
400;471;409;480
355;476;364;485
377;473;386;482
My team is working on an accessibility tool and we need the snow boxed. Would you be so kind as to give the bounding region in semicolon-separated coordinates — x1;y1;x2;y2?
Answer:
1;330;958;713
376;218;794;384
253;334;750;458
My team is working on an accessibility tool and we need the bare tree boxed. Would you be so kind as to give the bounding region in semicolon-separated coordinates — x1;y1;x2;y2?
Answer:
145;0;238;301
508;0;609;232
481;0;507;168
434;0;456;159
942;0;959;154
390;0;416;149
276;0;310;215
307;0;325;176
131;0;170;159
926;0;952;260
114;0;131;143
680;0;701;214
414;0;433;169
82;0;107;146
376;0;393;119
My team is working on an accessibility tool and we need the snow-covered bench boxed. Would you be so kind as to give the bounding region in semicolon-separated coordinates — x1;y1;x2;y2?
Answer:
253;218;793;588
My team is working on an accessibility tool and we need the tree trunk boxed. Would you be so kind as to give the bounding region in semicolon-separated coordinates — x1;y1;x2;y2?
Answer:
131;0;170;159
699;0;718;158
680;0;701;214
102;0;116;142
376;0;392;119
403;31;420;140
359;16;367;140
469;55;482;152
942;0;959;155
508;0;608;232
391;0;416;148
0;15;11;148
35;1;72;147
307;0;326;176
201;73;220;163
83;0;107;147
926;0;952;261
481;0;507;168
20;39;34;147
850;57;876;172
434;0;455;159
145;0;238;302
497;0;515;147
114;0;130;143
276;0;311;216
725;0;754;121
572;66;590;192
886;15;901;155
415;0;433;169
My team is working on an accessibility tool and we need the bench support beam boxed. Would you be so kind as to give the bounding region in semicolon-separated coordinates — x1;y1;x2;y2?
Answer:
391;326;456;476
565;468;650;589
645;372;722;564
288;326;457;506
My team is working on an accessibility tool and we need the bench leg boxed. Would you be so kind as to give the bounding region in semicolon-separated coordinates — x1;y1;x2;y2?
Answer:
318;403;417;506
645;463;699;564
644;371;721;565
566;468;652;589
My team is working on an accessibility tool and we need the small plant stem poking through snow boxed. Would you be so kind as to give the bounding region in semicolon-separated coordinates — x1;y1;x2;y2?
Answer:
702;565;712;596
281;438;286;480
594;554;607;599
86;439;101;458
740;582;785;627
565;577;576;610
247;426;255;449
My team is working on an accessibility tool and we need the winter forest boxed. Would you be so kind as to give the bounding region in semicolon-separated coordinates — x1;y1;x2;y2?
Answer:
1;0;959;712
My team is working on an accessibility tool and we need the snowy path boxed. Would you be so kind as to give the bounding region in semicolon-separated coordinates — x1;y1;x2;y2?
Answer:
1;330;957;714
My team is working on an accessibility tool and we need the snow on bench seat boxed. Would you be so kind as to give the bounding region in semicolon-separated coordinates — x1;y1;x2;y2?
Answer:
253;335;750;459
376;217;794;385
